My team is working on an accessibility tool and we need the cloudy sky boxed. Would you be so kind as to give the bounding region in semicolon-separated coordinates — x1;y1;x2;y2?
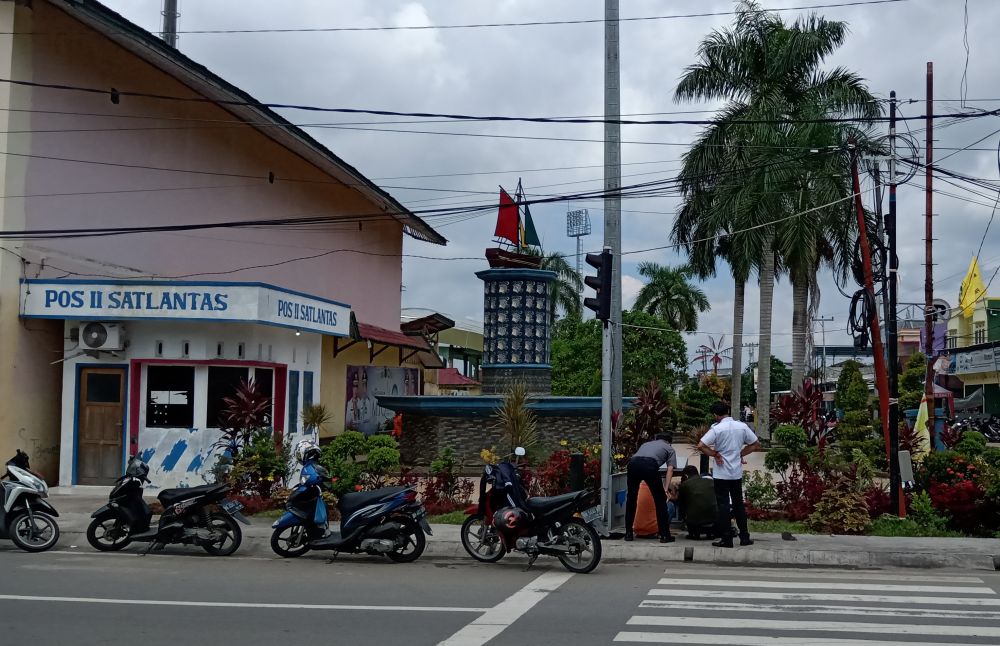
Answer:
103;0;999;369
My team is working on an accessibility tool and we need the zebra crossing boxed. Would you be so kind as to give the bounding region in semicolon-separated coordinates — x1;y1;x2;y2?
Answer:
613;567;1000;645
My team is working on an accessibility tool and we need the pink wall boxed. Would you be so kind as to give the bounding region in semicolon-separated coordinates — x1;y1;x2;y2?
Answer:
18;2;407;330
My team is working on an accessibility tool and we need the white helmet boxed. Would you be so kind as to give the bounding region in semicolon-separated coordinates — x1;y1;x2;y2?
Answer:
294;439;321;464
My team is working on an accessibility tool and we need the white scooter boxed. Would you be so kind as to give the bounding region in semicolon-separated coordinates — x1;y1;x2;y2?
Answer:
0;450;60;552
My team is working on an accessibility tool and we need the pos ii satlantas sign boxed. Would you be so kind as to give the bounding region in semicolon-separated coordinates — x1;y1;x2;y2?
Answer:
19;280;351;337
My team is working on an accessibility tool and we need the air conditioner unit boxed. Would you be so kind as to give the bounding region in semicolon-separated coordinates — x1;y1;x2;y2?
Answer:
79;322;123;351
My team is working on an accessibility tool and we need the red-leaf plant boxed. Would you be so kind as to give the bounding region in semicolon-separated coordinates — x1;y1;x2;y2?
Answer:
770;378;829;445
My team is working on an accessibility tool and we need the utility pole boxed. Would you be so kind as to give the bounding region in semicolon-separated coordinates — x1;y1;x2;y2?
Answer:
812;316;834;386
160;0;179;48
600;0;622;530
851;143;892;460
924;63;936;445
887;90;904;516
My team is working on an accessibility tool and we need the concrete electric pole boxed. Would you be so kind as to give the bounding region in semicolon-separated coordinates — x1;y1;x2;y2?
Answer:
600;0;623;530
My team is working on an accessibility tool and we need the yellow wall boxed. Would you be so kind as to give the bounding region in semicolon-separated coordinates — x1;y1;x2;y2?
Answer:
319;337;425;437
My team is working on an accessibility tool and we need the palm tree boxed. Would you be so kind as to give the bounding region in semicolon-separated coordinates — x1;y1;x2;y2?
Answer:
530;250;583;321
672;1;880;437
633;262;710;331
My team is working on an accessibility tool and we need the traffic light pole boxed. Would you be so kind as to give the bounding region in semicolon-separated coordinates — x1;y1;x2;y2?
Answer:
603;0;623;532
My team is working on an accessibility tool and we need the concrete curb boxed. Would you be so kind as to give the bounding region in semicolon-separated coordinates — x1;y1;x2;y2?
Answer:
53;525;999;570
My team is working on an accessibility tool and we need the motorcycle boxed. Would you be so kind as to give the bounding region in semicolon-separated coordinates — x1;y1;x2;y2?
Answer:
461;447;603;574
86;456;250;555
270;440;431;562
0;450;60;552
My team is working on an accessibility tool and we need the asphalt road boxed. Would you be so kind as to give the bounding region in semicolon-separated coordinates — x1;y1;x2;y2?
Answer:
2;544;1000;645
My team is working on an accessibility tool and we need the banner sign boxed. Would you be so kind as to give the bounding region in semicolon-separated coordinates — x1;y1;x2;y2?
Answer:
345;365;420;435
20;280;350;337
954;346;999;375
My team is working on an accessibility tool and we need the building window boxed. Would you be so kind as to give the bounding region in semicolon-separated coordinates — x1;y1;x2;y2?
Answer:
206;366;250;428
948;330;958;349
155;340;164;357
181;341;190;358
975;323;987;345
146;366;195;428
216;342;225;358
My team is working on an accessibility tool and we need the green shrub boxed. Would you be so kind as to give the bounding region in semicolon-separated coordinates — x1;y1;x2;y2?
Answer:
366;434;398;450
955;431;987;457
228;429;291;499
326;431;368;462
773;424;808;456
908;490;951;533
743;470;778;509
868;514;963;537
805;477;871;534
763;447;793;474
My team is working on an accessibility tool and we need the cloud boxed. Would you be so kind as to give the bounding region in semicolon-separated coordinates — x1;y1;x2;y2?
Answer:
621;274;643;310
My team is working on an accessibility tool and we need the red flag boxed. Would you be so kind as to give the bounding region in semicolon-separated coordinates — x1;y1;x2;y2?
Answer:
494;188;519;245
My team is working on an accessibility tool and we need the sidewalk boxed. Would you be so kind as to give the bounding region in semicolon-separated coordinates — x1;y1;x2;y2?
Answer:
43;493;1000;570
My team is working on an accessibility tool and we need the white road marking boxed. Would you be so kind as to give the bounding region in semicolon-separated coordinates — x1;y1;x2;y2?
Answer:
615;633;979;645
627;614;1000;637
437;570;574;646
648;588;1000;606
661;568;985;583
655;578;994;594
639;599;1000;619
0;595;486;613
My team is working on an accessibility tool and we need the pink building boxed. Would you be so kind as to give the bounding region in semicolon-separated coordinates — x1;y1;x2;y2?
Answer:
0;0;445;487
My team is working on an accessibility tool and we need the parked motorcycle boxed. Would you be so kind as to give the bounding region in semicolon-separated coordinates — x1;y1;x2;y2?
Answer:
270;440;431;562
461;447;603;574
0;450;60;552
86;456;249;555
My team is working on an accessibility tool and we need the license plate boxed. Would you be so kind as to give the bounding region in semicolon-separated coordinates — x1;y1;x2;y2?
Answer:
581;505;602;523
221;499;243;514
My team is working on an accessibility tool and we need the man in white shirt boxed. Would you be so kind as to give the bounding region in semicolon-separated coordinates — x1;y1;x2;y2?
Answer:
697;401;761;547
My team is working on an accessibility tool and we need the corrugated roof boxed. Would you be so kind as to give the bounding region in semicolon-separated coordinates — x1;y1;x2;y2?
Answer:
50;0;446;246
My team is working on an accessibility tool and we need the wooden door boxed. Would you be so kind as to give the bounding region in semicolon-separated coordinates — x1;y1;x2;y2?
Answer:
78;367;125;485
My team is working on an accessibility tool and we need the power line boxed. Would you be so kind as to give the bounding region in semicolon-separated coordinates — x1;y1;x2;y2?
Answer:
4;1;910;35
13;77;999;127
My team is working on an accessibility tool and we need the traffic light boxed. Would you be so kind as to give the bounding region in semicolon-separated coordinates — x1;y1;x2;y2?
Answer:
583;249;612;322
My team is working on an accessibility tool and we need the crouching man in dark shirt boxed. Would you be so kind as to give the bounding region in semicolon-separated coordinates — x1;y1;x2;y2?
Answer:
677;465;717;539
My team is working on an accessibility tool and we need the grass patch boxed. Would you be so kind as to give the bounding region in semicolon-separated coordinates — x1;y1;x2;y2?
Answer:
747;520;813;534
428;510;467;525
868;515;965;538
250;509;284;520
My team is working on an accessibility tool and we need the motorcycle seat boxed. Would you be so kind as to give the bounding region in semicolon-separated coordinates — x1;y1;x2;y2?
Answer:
337;486;408;516
524;491;586;515
157;483;228;508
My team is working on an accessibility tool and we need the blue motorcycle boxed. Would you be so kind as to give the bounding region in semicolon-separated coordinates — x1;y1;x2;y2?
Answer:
270;441;431;562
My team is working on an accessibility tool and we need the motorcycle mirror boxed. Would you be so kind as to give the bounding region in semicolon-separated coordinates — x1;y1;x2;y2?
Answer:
514;447;526;457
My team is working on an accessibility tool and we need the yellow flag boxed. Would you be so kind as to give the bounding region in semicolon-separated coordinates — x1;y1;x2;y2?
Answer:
913;395;930;461
959;256;986;318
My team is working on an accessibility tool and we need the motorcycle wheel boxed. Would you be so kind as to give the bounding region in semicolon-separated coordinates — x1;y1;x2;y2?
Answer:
270;525;311;558
555;518;602;574
202;513;243;556
86;512;133;551
386;517;426;563
460;515;506;563
9;511;60;553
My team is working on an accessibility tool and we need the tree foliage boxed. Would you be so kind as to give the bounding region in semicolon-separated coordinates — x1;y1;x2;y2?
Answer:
551;310;688;397
834;360;868;412
633;262;710;331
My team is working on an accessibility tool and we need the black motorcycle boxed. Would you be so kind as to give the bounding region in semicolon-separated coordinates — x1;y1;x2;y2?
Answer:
87;456;250;555
270;456;431;562
461;449;603;573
